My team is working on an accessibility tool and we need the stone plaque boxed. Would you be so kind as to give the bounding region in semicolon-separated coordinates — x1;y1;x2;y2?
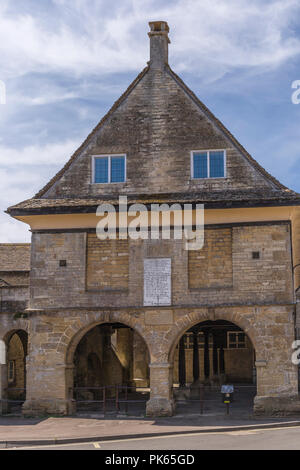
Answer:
144;258;171;306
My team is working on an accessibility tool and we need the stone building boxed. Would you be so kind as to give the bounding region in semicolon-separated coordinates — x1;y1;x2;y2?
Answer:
2;21;300;416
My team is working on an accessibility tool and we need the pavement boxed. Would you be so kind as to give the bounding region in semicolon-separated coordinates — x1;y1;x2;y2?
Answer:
1;412;300;448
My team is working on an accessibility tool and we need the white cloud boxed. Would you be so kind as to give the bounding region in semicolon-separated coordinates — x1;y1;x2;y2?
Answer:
0;139;81;166
0;0;299;82
0;0;300;243
0;139;81;242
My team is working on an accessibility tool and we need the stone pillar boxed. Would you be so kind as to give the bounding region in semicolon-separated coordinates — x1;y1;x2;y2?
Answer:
213;336;218;375
0;364;8;414
178;336;186;388
253;316;300;416
116;327;134;386
212;332;219;384
22;352;76;417
192;332;199;382
133;331;149;387
219;345;225;374
190;331;202;397
146;363;174;417
204;330;210;381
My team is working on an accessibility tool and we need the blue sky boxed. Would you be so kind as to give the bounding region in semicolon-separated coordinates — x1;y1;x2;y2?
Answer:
1;0;300;242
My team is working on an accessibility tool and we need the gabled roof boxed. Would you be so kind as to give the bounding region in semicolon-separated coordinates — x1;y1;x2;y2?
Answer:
6;57;300;216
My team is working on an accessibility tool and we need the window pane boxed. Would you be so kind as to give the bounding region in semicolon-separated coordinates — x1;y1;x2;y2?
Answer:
94;157;108;183
209;151;224;177
111;156;125;183
193;152;207;178
229;333;236;342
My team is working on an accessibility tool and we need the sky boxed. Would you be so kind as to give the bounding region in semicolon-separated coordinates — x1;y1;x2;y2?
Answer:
0;0;300;242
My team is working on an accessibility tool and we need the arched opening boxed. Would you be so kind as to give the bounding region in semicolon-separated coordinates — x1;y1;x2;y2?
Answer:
71;323;150;415
6;330;28;413
172;320;256;415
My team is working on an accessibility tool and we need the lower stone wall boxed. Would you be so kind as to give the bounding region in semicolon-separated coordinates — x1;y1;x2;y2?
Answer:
0;304;298;417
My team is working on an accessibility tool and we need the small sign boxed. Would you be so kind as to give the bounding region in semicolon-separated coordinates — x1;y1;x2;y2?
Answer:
221;384;234;394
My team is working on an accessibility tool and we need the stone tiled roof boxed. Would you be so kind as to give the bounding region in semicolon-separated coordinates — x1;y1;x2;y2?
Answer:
0;244;31;271
6;189;300;215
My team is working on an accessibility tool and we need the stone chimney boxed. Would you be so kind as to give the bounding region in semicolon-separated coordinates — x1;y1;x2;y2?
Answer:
148;21;170;69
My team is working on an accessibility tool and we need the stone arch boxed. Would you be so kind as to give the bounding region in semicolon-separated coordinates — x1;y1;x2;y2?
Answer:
167;311;258;364
64;312;151;366
2;328;28;357
63;312;152;411
1;320;28;346
4;329;28;407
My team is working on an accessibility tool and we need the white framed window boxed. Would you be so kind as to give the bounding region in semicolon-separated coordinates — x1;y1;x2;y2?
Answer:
191;150;226;179
92;154;126;183
177;332;213;349
227;331;246;349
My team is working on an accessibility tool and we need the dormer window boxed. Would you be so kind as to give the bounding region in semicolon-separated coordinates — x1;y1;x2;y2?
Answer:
191;150;226;179
93;155;126;183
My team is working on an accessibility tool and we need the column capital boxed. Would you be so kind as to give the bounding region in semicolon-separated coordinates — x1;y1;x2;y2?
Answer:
149;362;172;369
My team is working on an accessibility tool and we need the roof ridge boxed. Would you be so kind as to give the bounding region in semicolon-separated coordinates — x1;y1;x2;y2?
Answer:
34;65;150;198
166;65;295;194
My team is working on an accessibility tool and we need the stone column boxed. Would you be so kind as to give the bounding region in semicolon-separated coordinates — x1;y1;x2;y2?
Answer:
116;327;134;386
133;331;149;387
22;352;76;417
192;332;200;383
212;332;219;383
204;330;210;381
219;345;225;374
178;336;186;388
146;363;174;417
253;309;300;415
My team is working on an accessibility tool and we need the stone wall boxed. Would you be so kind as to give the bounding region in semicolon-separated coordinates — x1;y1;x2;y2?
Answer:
29;222;293;310
86;235;129;291
188;228;232;289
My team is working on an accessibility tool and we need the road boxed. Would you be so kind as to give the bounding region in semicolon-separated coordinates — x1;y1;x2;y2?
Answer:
4;425;300;450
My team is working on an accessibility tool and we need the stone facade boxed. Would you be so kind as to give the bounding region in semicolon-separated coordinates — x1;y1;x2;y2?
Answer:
3;21;300;417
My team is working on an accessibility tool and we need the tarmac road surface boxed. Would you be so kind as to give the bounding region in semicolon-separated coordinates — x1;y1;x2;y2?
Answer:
4;425;300;450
